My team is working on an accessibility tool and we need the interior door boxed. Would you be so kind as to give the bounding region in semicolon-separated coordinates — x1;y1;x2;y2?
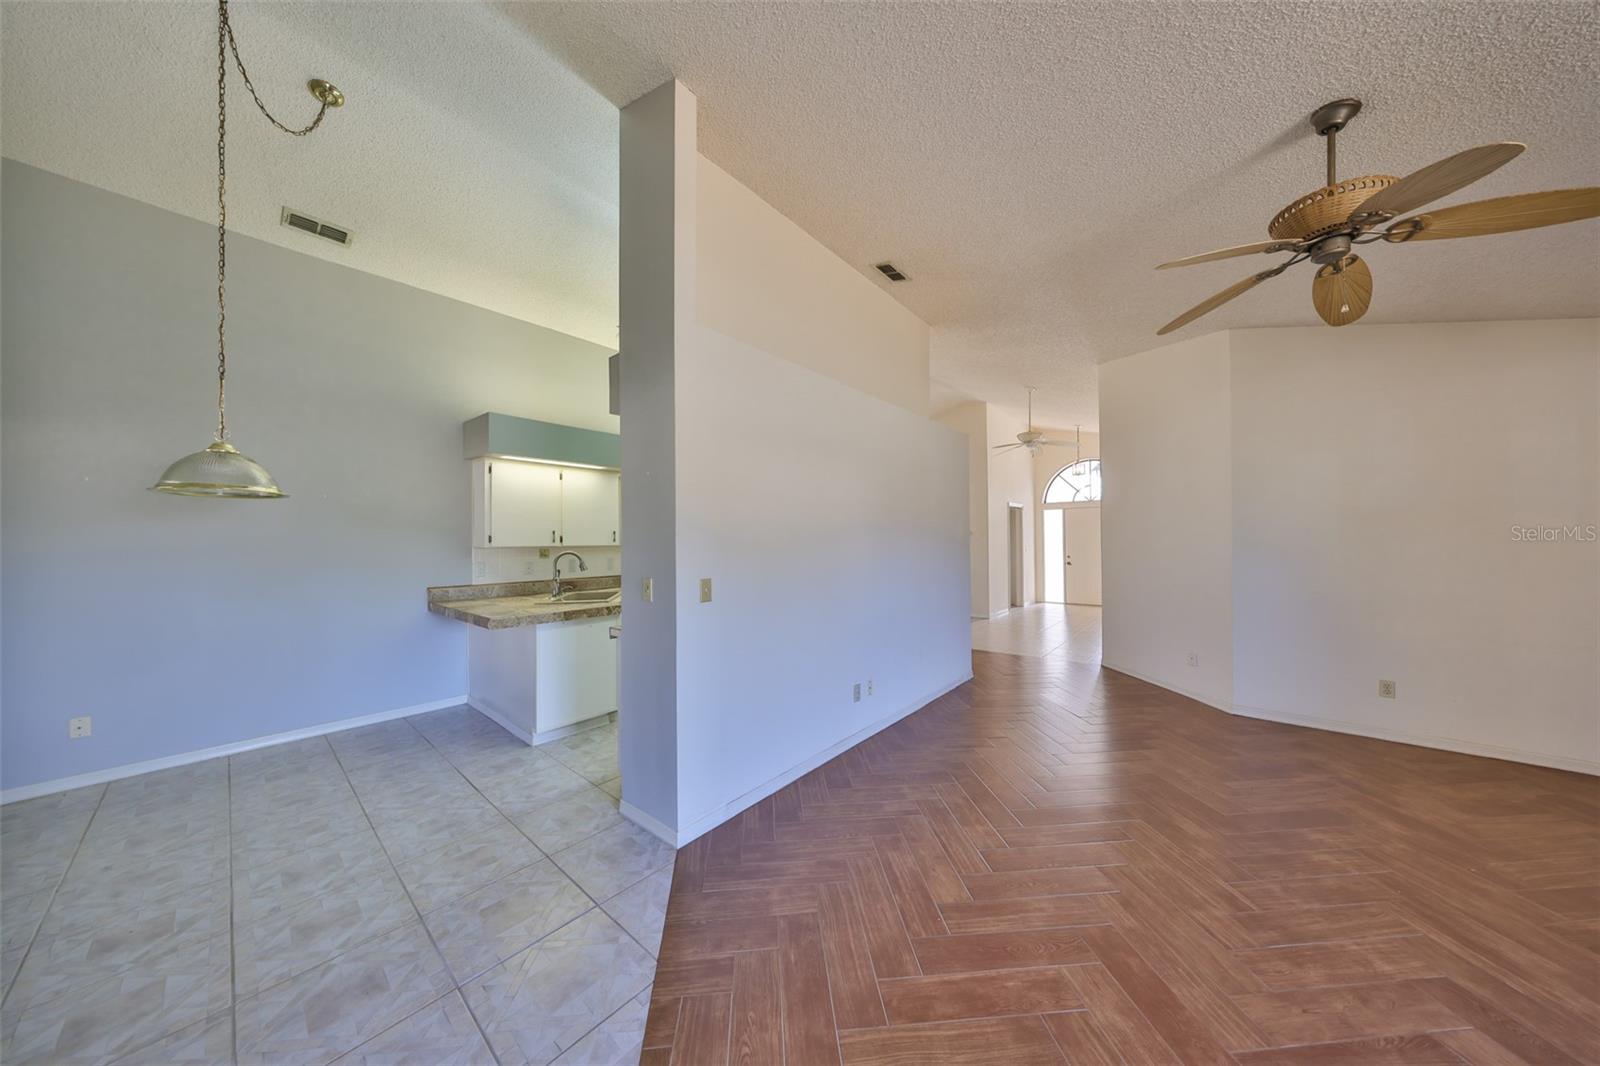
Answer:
488;461;562;547
561;468;620;546
1008;505;1024;608
1064;505;1103;606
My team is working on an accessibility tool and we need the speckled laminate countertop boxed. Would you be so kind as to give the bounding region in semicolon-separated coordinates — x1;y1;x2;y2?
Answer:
427;577;622;630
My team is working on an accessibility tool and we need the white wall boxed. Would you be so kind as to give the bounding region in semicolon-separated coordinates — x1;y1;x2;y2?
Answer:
696;158;930;416
985;405;1037;615
674;326;970;836
1;160;618;794
934;402;989;617
617;81;696;834
1099;332;1234;708
1229;320;1598;771
1100;321;1599;773
932;400;1037;619
618;82;970;844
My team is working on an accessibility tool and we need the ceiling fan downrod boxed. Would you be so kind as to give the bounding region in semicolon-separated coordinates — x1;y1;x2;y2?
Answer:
1311;98;1362;187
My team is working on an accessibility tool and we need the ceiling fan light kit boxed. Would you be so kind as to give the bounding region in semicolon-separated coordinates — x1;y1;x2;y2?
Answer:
1154;97;1599;336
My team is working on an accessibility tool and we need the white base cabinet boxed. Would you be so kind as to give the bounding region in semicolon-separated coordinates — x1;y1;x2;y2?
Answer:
467;617;617;743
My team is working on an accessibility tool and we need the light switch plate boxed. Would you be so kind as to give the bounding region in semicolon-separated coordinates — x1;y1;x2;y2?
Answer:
1379;679;1397;699
69;716;92;739
700;578;713;603
641;577;653;603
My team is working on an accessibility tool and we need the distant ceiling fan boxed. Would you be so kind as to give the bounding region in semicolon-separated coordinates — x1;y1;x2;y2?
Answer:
1155;98;1599;335
993;388;1077;456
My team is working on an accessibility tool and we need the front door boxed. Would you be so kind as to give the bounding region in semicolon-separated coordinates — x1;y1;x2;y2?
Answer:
1064;504;1102;606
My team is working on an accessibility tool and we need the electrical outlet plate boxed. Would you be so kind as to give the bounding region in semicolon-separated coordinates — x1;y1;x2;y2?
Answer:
1379;679;1397;699
1186;652;1200;667
852;683;862;703
866;679;874;697
69;715;92;739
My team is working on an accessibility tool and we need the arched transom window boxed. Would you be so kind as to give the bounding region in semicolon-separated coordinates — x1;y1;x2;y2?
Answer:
1043;458;1101;504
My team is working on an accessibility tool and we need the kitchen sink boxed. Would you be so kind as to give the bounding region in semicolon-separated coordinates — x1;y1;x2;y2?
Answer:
558;589;621;604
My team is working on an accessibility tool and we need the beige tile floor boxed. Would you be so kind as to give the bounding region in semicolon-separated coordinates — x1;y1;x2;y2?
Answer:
970;602;1103;661
0;708;672;1065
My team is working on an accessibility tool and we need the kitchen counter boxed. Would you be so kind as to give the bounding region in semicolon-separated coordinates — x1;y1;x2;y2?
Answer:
427;577;622;630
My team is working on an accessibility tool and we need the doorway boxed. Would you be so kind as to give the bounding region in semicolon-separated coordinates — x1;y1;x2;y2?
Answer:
1007;504;1025;608
1042;503;1102;605
1064;504;1102;605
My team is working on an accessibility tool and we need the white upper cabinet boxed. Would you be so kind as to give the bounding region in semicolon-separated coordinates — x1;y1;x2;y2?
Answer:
471;460;619;548
560;468;621;546
472;459;562;547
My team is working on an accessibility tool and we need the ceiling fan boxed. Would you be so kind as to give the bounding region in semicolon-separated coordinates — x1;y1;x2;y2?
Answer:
992;388;1076;456
1155;98;1599;335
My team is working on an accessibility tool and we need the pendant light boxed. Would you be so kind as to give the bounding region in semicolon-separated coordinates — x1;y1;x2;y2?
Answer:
151;0;343;498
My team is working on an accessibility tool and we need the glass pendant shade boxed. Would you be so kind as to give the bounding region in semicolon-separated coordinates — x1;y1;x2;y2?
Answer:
150;440;286;498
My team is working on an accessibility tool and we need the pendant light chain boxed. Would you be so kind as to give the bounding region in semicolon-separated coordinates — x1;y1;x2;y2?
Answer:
213;0;331;442
216;1;228;440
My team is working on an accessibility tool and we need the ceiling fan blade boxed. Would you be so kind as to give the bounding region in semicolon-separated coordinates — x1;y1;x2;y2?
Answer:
1384;187;1600;242
1311;254;1372;327
991;442;1026;452
1157;239;1303;270
1156;269;1279;336
1352;142;1525;223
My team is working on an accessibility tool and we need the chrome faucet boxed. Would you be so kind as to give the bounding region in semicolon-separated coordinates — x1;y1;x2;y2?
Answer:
551;551;587;598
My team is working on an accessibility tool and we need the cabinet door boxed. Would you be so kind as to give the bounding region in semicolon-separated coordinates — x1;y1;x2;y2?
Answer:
534;618;617;732
561;468;621;546
488;461;562;547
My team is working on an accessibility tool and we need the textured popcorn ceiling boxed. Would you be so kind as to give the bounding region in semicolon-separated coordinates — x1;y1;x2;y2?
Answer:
6;2;1598;428
509;0;1600;428
1;1;622;349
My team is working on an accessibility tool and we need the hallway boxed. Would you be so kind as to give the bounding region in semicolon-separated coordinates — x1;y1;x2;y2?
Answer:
971;604;1102;662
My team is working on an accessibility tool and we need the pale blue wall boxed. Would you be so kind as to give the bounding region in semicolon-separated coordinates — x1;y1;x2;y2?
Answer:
0;161;618;792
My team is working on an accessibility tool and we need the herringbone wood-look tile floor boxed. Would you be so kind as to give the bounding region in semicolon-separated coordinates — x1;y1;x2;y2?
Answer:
643;650;1600;1065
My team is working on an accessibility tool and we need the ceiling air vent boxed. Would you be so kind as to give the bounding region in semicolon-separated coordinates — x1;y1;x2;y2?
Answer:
280;207;354;247
874;261;909;282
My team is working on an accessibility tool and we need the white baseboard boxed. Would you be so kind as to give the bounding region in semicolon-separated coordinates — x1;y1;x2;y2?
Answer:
1100;659;1231;713
665;672;974;848
529;716;612;746
467;701;610;749
1;696;470;805
620;800;680;847
1101;660;1598;777
466;699;534;745
1230;702;1600;777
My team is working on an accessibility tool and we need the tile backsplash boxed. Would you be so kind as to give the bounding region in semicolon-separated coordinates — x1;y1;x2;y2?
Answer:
470;546;621;583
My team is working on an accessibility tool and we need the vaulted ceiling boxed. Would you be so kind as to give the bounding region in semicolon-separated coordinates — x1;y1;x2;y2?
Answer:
6;1;1597;428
